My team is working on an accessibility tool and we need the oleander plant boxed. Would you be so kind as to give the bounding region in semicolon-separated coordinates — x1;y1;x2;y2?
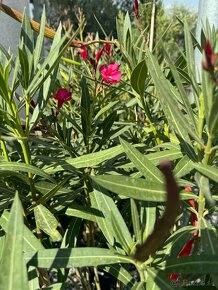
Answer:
0;1;218;290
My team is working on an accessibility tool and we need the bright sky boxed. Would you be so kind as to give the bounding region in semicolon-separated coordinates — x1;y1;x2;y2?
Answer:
163;0;199;10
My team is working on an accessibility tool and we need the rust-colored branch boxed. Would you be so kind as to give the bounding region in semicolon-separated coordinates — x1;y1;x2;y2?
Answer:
0;3;117;48
134;160;181;261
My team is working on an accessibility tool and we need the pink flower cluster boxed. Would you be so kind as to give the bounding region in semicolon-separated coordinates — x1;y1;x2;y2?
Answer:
79;43;122;83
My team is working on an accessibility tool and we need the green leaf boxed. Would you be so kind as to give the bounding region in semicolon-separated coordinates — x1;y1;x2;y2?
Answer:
184;20;196;81
201;220;218;287
101;264;136;287
202;70;218;136
92;175;161;201
66;205;103;223
123;12;132;50
91;184;132;252
20;9;34;57
193;163;218;183
102;111;117;140
18;46;30;89
144;203;156;239
26;25;74;97
0;210;44;252
92;175;195;202
28;266;40;290
120;138;164;183
94;101;119;121
147;268;184;290
146;51;202;155
164;49;197;133
173;156;194;178
143;149;183;165
146;274;161;290
81;77;91;146
40;283;64;290
131;60;147;95
89;190;114;245
34;205;62;242
29;175;73;211
0;162;56;183
0;193;29;290
44;145;123;173
0;235;5;261
33;7;46;70
130;199;141;243
163;255;218;273
25;248;133;268
111;211;132;254
61;217;82;248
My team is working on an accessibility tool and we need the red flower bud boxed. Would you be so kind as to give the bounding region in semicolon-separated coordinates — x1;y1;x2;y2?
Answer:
133;0;139;20
202;41;216;71
79;46;88;59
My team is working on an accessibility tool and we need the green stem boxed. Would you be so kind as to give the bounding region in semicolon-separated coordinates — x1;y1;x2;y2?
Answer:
94;267;101;290
198;134;213;235
25;98;31;134
1;139;10;161
19;139;37;203
138;267;146;289
203;134;213;166
140;95;160;145
197;92;205;161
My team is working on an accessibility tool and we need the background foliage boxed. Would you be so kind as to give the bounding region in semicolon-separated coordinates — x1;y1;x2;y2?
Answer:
0;1;217;290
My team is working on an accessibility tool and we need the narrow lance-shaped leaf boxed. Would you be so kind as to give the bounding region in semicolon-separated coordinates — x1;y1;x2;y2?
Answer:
89;190;114;245
130;199;141;243
146;51;202;156
0;161;56;183
163;255;218;274
92;175;195;202
120;138;164;183
0;210;44;253
91;184;132;252
164;48;197;133
147;268;184;290
25;248;134;268
0;193;29;290
193;163;218;183
101;264;136;288
44;145;123;173
34;204;62;242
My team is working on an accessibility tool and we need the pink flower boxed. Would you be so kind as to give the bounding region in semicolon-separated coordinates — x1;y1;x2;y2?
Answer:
53;88;72;109
99;63;122;83
202;41;216;71
79;46;88;59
